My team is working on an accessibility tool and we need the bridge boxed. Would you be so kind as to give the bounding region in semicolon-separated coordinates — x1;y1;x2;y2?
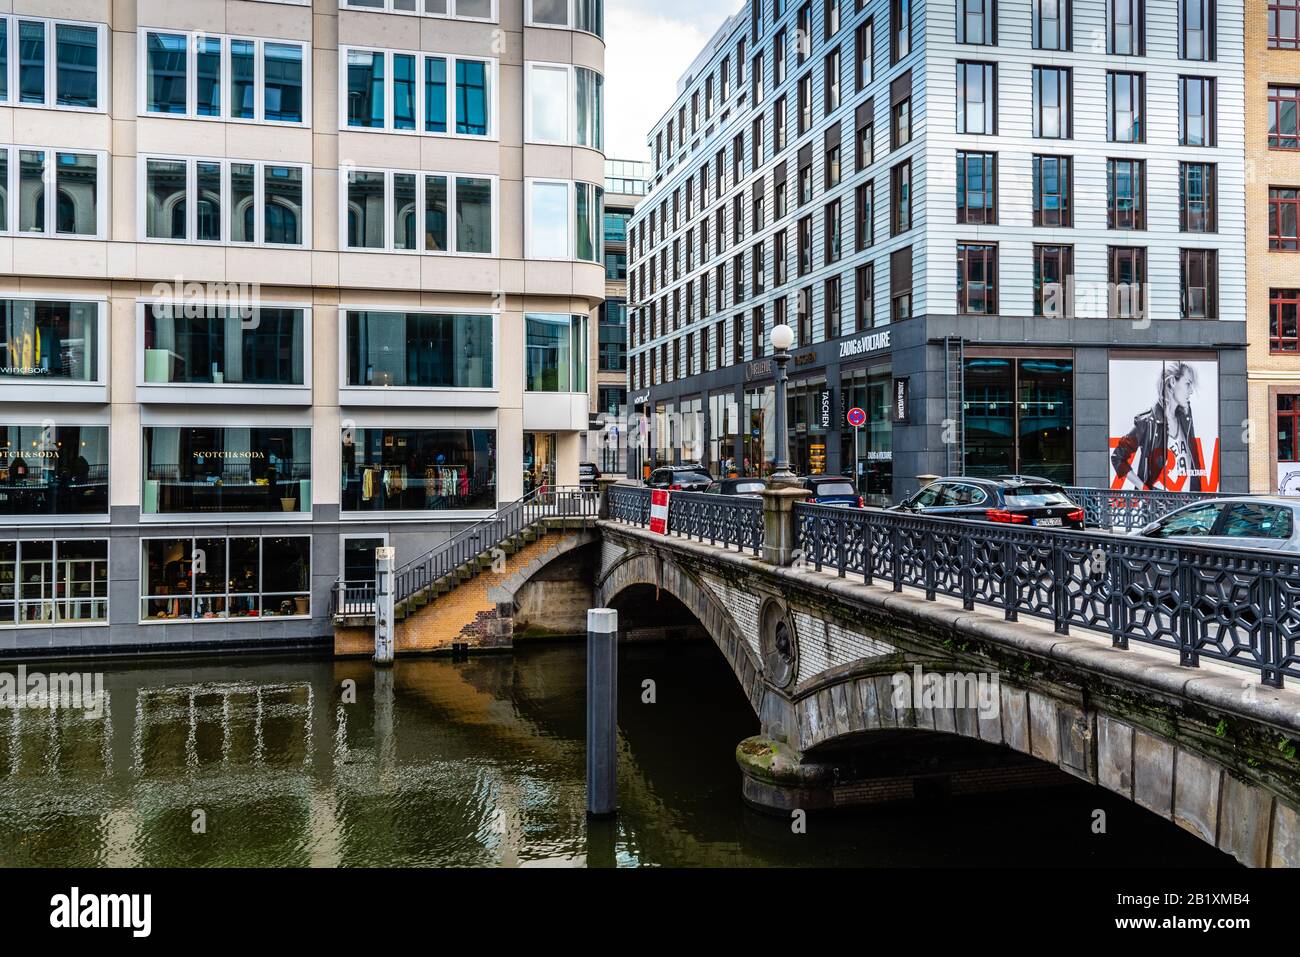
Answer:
333;482;1300;867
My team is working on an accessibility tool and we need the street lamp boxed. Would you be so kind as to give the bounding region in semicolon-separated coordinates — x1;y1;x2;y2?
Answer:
769;323;797;486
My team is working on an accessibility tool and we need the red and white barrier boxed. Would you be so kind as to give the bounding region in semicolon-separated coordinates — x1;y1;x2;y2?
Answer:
649;489;670;534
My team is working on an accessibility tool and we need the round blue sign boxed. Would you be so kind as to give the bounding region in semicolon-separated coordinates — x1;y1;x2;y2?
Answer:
847;407;867;427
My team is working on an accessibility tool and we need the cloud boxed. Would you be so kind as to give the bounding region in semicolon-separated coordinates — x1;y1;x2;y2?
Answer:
604;0;741;160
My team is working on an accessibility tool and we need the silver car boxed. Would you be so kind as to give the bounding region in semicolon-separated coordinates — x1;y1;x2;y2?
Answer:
1136;497;1300;552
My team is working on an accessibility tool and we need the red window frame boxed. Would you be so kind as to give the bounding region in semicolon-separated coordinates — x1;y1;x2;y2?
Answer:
1271;289;1300;353
1271;0;1300;49
1270;86;1300;150
1270;187;1300;251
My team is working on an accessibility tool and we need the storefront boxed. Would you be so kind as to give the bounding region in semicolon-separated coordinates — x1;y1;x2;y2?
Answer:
788;376;831;476
340;427;495;511
963;352;1074;485
840;363;893;504
143;426;311;515
524;431;555;493
0;424;109;515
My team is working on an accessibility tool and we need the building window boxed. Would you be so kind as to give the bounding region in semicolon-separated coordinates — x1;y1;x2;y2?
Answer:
1272;0;1300;48
775;229;788;284
1107;158;1145;230
344;167;493;255
143;304;306;387
0;147;105;239
891;246;912;320
342;47;492;136
733;314;744;363
957;243;997;315
1033;155;1072;227
891;159;912;234
142;427;311;515
0;16;105;111
526;0;603;36
1033;0;1071;50
799;150;813;205
753;52;765;104
350;0;499;20
0;425;107;516
1107;71;1145;143
1279;396;1300;477
1273;290;1300;351
825;200;842;263
0;539;106;625
1179;249;1217;319
1107;246;1147;319
1033;67;1071;139
775;30;787;86
957;0;996;45
526;62;604;149
1033;244;1074;317
144;155;307;247
855;263;875;330
798;2;812;64
753;306;765;357
856;105;874;171
956;62;996;135
797;288;812;345
798;72;812;134
752;115;765;167
526;314;586;392
826;0;841;37
962;356;1073;483
1271;187;1300;250
797;215;812;275
891;0;912;63
1177;162;1216;233
855;181;875;250
856;20;873;91
341;428;495;511
826;135;842;188
956;151;997;225
824;48;840;113
825;277;842;339
892;96;912;148
1179;76;1216;146
0;299;101;385
1109;0;1144;55
345;311;492;388
1180;0;1215;60
775;95;787;150
525;179;602;261
753;241;766;293
143;31;305;123
1270;86;1300;150
141;535;308;622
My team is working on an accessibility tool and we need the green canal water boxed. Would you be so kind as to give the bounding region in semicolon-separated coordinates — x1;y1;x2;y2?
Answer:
0;642;1233;867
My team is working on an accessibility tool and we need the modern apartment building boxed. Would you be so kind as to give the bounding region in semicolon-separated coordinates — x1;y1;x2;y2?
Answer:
585;157;646;473
1247;1;1300;494
626;0;1246;504
0;0;605;654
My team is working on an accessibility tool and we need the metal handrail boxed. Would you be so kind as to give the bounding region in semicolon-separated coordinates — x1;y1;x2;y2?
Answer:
388;485;598;606
608;485;761;555
331;579;376;617
1063;486;1243;533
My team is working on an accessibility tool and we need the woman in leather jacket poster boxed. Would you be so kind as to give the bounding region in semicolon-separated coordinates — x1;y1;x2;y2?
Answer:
1109;358;1219;492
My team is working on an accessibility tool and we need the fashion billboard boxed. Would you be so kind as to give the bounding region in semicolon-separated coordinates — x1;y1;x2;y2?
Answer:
1108;357;1220;493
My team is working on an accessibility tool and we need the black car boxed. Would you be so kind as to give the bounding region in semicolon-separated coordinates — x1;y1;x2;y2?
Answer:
579;462;601;485
647;465;714;491
799;475;863;508
895;475;1085;529
705;477;768;497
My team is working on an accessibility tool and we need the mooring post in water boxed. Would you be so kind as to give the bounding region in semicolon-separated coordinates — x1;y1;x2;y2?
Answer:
586;607;618;817
374;547;396;665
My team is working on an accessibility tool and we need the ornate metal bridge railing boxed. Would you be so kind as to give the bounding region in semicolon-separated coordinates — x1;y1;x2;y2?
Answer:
793;501;1300;687
1063;486;1239;533
607;485;762;556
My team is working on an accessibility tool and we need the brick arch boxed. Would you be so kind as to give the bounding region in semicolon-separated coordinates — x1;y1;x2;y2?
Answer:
489;528;601;607
792;664;1296;867
597;549;768;717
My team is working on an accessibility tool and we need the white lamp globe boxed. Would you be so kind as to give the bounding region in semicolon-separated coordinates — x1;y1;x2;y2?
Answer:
770;323;795;352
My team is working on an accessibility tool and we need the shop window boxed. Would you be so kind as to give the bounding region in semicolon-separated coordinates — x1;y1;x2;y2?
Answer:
0;298;100;382
141;535;309;621
0;424;108;515
142;426;311;515
963;356;1074;484
0;539;107;625
346;311;492;388
341;428;496;511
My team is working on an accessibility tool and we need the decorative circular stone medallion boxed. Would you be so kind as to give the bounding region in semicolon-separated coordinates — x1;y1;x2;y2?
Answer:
760;598;798;689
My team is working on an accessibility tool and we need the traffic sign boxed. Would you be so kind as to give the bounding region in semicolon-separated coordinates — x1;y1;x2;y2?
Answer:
847;406;867;428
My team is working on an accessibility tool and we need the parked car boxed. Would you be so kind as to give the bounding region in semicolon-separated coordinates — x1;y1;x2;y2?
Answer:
579;462;601;485
705;477;768;497
1135;497;1300;551
894;475;1085;529
647;465;714;492
799;475;864;508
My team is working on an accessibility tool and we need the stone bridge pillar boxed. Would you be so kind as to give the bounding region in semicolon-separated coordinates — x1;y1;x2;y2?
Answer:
760;485;809;566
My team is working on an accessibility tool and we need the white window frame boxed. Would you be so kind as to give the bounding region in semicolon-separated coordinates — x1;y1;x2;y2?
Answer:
137;29;310;126
0;412;110;524
339;167;498;257
525;61;607;149
138;414;314;525
525;178;603;262
134;299;314;398
338;46;498;139
340;532;388;589
0;292;108;405
0;16;108;113
138;534;313;624
137;154;312;248
0;537;111;626
0;145;108;240
341;0;499;23
337;305;500;399
525;0;602;35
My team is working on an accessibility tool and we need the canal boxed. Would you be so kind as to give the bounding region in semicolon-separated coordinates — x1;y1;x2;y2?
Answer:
0;642;1233;867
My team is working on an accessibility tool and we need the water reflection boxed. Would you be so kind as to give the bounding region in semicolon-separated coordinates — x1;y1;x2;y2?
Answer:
0;644;1232;867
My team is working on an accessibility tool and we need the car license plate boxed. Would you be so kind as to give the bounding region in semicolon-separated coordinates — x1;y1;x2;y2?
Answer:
1035;517;1063;527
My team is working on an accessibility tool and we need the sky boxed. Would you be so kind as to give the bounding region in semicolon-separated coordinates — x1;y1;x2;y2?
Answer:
604;0;741;161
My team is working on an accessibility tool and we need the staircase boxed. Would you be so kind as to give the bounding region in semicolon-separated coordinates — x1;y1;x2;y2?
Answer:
943;336;966;477
331;486;599;655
